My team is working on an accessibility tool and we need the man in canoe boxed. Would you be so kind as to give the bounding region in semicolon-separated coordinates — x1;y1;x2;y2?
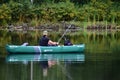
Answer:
39;30;58;77
39;30;58;46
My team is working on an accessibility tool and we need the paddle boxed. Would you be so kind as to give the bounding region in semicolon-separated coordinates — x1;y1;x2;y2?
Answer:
57;17;77;44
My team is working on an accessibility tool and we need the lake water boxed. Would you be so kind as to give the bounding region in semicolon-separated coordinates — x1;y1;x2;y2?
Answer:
0;30;120;80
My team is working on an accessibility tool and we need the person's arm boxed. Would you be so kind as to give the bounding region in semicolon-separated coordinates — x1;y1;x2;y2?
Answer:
48;40;58;45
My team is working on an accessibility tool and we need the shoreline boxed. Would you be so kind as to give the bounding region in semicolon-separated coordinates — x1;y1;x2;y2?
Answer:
0;22;120;32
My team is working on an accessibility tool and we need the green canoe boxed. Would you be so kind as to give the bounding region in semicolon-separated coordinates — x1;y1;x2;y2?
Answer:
6;44;85;54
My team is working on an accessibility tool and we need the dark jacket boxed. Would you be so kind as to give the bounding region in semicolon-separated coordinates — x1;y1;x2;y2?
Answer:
39;35;49;46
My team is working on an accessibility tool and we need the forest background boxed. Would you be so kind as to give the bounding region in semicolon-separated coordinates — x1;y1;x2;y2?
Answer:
0;0;120;29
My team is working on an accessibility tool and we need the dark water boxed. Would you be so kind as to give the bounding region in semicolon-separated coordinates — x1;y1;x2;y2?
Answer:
0;30;120;80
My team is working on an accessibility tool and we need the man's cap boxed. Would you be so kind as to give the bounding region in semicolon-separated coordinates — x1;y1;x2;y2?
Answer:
43;30;48;35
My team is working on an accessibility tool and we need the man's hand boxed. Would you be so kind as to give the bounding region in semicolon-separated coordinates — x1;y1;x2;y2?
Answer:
56;42;59;45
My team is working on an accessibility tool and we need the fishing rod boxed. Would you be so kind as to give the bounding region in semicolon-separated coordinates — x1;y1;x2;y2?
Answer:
57;25;71;43
57;17;77;43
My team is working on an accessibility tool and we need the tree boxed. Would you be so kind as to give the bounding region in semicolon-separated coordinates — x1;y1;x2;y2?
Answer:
0;4;11;26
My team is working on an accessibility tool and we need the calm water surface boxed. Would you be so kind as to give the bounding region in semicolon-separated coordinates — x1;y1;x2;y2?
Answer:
0;30;120;80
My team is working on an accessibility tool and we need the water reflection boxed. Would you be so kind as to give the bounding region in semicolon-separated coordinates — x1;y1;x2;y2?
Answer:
1;30;120;80
6;53;85;78
6;53;85;62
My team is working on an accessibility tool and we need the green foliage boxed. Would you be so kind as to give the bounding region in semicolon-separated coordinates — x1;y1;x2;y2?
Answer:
40;1;77;21
0;4;11;26
8;1;33;23
30;19;40;27
0;0;119;27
